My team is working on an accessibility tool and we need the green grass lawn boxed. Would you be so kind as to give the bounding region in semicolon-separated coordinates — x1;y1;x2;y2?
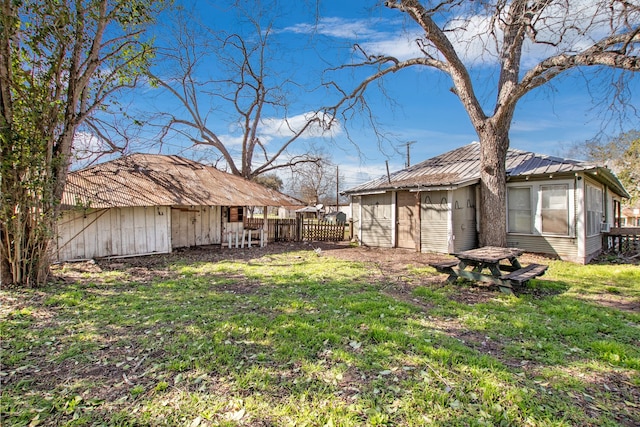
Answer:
1;248;639;426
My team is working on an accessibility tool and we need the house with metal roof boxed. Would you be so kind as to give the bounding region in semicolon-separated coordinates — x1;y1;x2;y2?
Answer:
342;143;629;264
55;154;301;262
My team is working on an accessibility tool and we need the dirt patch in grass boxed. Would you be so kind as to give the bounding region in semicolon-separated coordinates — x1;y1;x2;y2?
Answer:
578;293;640;314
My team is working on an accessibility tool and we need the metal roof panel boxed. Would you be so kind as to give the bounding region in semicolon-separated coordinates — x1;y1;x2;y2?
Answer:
62;154;301;208
343;143;628;198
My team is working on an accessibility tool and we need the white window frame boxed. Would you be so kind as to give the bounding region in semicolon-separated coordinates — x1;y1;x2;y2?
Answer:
507;180;575;238
586;183;603;237
540;184;570;235
507;186;533;234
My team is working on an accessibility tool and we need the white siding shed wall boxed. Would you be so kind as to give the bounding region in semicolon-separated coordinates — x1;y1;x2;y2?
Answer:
56;206;171;261
171;206;222;248
360;193;393;248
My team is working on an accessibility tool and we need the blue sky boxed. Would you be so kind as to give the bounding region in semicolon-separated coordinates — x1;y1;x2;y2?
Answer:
92;0;639;190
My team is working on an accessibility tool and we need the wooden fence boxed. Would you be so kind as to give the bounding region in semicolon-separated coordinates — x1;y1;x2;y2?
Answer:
301;220;346;242
244;218;346;242
604;227;640;254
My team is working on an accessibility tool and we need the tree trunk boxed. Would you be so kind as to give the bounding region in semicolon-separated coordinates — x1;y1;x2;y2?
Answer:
477;125;510;247
0;139;55;287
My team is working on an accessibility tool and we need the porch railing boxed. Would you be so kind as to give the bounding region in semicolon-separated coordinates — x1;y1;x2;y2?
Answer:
604;227;640;254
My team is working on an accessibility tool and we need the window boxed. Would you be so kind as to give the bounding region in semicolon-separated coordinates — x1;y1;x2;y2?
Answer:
229;206;244;222
507;181;574;237
586;185;603;236
541;185;569;235
508;187;532;233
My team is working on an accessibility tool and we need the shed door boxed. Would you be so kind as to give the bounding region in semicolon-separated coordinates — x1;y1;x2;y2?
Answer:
397;191;419;249
171;206;222;249
172;207;199;248
421;191;449;253
360;193;393;248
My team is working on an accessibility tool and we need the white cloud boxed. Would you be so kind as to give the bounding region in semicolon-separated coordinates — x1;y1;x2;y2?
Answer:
71;132;108;169
218;134;248;147
360;33;424;61
259;112;343;140
284;2;639;68
281;17;383;40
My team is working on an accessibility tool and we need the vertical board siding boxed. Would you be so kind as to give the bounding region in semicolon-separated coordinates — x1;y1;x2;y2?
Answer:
56;206;171;261
360;193;393;247
421;191;449;253
133;207;147;254
210;206;222;245
171;206;222;248
145;207;156;253
110;208;122;256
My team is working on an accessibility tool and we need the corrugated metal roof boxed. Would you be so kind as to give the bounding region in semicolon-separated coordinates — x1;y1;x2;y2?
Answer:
343;142;629;198
62;154;302;208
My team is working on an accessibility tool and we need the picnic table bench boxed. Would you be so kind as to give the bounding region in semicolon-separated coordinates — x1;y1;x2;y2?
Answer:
429;246;548;294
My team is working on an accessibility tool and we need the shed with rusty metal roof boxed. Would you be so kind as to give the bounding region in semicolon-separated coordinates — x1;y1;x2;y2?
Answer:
56;154;300;262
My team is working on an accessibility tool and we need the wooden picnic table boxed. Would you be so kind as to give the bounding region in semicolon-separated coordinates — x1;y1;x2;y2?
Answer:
430;246;548;294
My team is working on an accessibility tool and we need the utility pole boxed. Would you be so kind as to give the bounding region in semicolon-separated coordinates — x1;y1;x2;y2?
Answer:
402;140;416;168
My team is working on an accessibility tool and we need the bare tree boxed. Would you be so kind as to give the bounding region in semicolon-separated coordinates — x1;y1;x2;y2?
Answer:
287;156;339;206
147;3;335;180
329;0;639;246
0;0;167;286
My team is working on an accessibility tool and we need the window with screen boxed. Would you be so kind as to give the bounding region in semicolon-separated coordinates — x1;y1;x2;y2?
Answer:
586;185;603;236
508;187;532;234
541;185;569;235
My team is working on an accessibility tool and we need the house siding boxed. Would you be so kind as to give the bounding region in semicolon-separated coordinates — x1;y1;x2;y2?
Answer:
361;193;393;247
585;235;602;261
583;176;605;262
507;235;578;260
420;191;449;253
56;206;171;261
344;144;628;264
352;196;362;241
